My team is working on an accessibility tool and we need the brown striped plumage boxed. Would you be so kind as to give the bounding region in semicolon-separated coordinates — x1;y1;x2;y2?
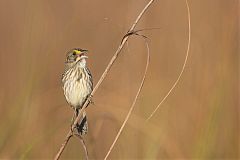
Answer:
62;48;93;135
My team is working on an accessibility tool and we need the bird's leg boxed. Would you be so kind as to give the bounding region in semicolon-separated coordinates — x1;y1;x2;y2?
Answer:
71;111;75;124
70;108;79;134
70;111;75;134
75;108;79;118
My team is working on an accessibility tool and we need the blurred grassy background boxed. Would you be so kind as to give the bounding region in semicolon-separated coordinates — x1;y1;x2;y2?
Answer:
0;0;239;159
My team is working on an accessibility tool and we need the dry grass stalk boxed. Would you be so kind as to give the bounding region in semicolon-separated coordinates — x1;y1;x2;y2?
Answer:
104;37;150;160
74;134;89;160
104;0;191;159
146;0;191;121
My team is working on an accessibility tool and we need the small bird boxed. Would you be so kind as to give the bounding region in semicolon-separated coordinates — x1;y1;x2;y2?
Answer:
62;48;93;135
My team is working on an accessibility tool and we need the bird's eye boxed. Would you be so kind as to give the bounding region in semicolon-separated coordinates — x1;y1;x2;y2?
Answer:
72;52;76;56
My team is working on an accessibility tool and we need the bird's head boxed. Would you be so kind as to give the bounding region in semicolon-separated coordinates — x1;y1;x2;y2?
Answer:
65;48;88;67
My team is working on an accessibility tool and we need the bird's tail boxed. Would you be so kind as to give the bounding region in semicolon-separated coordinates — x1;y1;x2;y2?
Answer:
77;111;88;135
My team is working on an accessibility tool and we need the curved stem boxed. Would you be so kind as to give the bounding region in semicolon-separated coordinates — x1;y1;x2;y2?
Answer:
146;0;191;121
104;38;150;160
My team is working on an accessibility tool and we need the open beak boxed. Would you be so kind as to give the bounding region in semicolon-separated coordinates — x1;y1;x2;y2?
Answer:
80;50;88;59
76;50;88;61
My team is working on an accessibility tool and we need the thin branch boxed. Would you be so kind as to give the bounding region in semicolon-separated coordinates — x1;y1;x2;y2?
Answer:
104;38;150;160
74;134;89;160
54;134;73;160
146;0;191;121
54;0;155;159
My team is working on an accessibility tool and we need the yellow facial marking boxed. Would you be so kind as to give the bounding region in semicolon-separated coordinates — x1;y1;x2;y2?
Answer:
73;49;81;54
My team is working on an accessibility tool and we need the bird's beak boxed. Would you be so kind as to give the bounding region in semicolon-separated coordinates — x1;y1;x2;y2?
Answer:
80;50;88;59
76;51;88;61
